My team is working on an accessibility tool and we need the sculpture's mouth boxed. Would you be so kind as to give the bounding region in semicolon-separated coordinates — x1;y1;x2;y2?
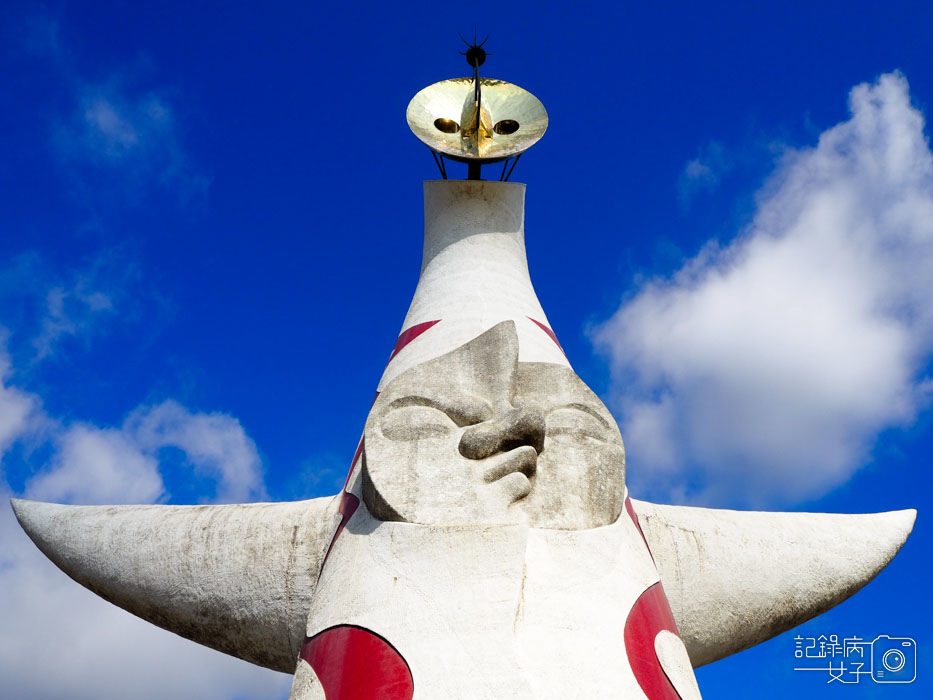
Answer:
481;445;537;503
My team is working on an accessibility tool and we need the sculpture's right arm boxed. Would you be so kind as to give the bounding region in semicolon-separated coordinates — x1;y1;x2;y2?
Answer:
632;499;916;667
11;496;341;673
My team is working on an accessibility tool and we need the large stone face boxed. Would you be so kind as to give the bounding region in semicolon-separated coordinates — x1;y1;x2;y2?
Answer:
362;321;626;529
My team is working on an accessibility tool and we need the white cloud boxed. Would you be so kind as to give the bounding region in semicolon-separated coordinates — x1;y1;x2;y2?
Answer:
129;400;267;504
26;425;165;505
20;399;267;506
0;348;40;461
593;72;933;506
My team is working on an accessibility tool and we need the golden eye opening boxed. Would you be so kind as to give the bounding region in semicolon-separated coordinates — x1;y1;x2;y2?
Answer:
494;119;520;135
433;118;460;134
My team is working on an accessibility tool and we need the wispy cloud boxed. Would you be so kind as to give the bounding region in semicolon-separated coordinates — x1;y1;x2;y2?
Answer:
593;72;933;507
53;84;209;200
0;249;134;364
32;274;114;361
678;141;728;206
21;11;208;202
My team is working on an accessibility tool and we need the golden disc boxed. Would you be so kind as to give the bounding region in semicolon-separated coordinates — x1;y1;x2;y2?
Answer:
406;78;548;163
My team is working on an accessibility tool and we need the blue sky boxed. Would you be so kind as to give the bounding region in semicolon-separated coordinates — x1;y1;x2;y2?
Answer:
1;1;931;698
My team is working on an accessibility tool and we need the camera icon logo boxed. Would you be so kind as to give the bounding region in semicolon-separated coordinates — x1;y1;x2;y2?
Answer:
871;635;916;683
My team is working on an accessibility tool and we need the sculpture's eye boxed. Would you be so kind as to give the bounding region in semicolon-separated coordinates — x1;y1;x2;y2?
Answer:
434;118;460;134
381;405;457;441
494;119;519;135
546;406;612;443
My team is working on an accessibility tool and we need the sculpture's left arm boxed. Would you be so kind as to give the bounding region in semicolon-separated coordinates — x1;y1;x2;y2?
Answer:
11;496;340;673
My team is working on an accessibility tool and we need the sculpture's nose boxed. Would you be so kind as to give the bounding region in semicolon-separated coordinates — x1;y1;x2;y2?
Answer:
459;405;546;460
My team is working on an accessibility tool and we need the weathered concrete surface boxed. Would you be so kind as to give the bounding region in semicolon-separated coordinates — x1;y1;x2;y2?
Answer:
378;180;568;390
302;495;670;699
11;496;338;672
655;630;702;700
364;321;626;529
633;500;916;667
288;660;325;700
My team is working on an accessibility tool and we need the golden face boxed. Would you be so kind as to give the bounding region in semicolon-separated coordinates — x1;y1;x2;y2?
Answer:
406;78;548;163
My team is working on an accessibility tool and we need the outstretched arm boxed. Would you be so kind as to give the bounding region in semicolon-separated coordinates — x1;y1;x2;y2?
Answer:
12;495;340;673
632;499;916;667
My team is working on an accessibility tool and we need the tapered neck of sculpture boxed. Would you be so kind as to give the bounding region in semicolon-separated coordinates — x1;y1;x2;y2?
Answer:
421;180;526;272
377;180;569;391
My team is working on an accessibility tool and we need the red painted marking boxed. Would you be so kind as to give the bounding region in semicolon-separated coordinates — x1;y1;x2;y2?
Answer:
527;317;564;353
299;625;414;700
625;496;652;555
624;583;683;700
342;439;365;492
388;320;441;362
322;439;364;566
323;492;359;564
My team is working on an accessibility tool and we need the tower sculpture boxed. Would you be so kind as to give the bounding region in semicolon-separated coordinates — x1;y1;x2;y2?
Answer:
11;41;916;700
